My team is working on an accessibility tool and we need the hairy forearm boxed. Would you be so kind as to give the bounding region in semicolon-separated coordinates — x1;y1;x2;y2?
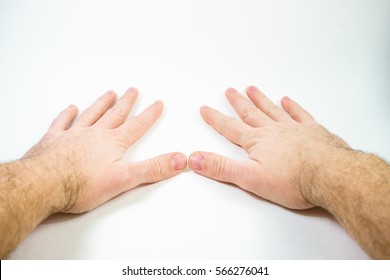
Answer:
302;148;390;259
0;159;64;258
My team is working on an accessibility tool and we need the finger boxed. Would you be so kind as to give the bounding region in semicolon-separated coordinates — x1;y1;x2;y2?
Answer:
117;100;163;147
73;90;117;127
48;104;78;131
246;85;292;122
281;96;315;123
225;87;272;127
189;151;257;189
128;152;187;186
200;105;254;150
94;87;138;128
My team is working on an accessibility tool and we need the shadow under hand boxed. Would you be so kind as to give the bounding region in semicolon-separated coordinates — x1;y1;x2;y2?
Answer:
17;183;162;259
217;180;334;219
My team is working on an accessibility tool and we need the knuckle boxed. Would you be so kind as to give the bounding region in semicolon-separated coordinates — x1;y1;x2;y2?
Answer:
290;111;301;120
241;175;257;193
239;165;260;192
110;107;127;122
209;157;227;179
133;115;150;129
239;131;256;150
148;158;167;180
265;105;280;116
121;163;136;186
112;129;129;146
117;107;128;120
218;118;231;132
242;108;259;124
80;110;98;121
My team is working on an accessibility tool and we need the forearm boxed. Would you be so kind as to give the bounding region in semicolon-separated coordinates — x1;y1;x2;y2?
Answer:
0;159;64;258
302;148;390;259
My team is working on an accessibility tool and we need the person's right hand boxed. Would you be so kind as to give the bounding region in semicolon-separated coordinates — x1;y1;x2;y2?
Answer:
189;86;350;209
23;87;187;214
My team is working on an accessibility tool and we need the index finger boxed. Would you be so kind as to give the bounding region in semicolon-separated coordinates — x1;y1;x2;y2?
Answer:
200;105;253;150
117;100;163;147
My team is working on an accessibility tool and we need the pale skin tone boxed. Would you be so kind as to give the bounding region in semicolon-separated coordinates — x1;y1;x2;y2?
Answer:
0;87;187;258
1;86;389;259
189;86;390;259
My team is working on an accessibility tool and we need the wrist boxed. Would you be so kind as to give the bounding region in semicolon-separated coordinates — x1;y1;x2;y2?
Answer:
19;157;68;216
298;147;375;212
0;157;69;257
298;145;347;210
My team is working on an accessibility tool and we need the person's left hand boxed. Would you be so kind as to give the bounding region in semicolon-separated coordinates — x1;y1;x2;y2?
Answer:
23;87;187;213
188;86;349;209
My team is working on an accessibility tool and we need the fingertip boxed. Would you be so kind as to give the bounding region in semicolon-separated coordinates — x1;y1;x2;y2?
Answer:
171;152;187;170
154;100;163;106
127;86;138;93
49;104;79;131
225;87;237;96
123;87;138;99
104;90;117;98
246;85;259;95
71;105;78;115
103;90;117;103
154;100;164;115
65;104;78;116
199;106;210;123
147;100;163;114
281;96;290;106
200;105;210;115
67;104;77;110
189;152;205;171
279;96;315;123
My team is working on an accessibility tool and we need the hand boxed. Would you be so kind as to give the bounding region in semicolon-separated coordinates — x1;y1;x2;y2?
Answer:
23;87;187;213
189;86;349;209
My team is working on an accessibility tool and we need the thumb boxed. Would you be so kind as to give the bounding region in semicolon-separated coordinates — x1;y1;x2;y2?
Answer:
189;151;253;187
132;152;187;185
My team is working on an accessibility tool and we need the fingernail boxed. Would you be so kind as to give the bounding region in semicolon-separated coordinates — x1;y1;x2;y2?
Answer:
171;153;186;170
190;154;204;170
225;87;236;95
105;90;115;96
282;96;290;101
200;105;209;110
154;100;163;105
247;85;258;94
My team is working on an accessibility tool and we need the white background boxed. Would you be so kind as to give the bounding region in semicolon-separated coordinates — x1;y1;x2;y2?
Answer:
0;0;389;259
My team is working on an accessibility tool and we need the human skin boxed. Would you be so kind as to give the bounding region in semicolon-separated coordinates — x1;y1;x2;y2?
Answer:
189;86;390;259
0;87;187;258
